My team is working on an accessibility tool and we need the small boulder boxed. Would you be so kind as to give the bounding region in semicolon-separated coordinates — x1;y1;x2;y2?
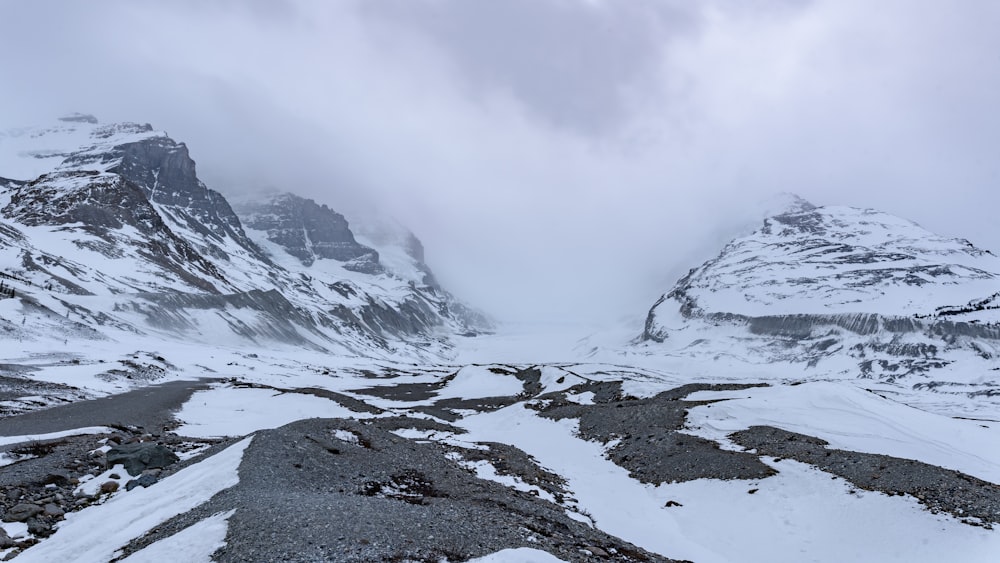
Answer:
2;503;43;523
99;481;119;494
106;443;179;476
0;527;13;548
125;474;158;491
26;518;52;537
41;472;70;486
42;503;64;517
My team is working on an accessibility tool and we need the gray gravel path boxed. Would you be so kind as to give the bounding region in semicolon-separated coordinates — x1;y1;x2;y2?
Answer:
0;378;214;437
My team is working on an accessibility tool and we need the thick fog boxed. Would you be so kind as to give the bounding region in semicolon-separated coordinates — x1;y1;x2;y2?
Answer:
2;1;1000;324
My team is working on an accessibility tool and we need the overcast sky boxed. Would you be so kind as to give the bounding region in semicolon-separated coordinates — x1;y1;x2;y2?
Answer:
2;1;1000;324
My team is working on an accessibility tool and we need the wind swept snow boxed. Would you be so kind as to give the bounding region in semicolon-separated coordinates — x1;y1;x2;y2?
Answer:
684;382;1000;484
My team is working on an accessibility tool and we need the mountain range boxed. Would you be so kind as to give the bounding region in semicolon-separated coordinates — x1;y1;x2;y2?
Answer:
0;114;489;358
0;115;998;562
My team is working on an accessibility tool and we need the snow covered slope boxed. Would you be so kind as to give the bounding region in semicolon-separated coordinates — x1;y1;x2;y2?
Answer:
641;199;1000;403
0;115;488;358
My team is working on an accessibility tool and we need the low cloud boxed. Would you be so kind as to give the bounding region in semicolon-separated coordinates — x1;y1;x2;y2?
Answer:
2;0;998;323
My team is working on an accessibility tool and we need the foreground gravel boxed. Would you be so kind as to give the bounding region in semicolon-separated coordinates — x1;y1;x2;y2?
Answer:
535;383;776;484
122;417;680;563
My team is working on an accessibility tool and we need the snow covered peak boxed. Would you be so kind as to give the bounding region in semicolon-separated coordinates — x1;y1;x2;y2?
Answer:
0;118;165;181
654;204;1000;321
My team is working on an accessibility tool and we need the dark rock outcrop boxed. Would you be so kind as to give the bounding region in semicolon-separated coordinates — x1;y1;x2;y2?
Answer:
233;193;382;273
106;443;179;476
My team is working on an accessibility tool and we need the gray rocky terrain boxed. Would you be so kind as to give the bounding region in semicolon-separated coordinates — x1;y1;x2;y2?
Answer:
0;367;995;561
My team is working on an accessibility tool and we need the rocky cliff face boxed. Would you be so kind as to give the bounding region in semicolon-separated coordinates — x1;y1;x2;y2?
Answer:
0;116;489;357
233;193;381;273
642;200;1000;393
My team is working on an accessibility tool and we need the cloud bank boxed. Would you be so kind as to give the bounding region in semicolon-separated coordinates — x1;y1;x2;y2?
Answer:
2;0;999;323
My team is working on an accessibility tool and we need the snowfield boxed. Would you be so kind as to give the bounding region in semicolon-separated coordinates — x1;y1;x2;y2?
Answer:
1;327;998;562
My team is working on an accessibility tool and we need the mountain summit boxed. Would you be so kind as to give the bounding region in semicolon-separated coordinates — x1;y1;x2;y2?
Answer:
0;117;489;357
642;200;1000;390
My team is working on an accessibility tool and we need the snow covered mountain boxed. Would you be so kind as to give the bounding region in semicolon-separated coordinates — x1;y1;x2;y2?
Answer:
0;115;489;357
642;199;1000;395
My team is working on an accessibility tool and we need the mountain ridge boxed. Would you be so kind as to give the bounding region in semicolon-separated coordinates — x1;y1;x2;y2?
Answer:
0;116;490;358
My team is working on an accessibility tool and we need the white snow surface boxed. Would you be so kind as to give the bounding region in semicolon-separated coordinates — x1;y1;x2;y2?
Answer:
459;403;1000;563
684;382;1000;485
174;385;359;438
0;119;163;181
0;427;112;447
119;510;235;563
466;548;568;562
434;365;525;400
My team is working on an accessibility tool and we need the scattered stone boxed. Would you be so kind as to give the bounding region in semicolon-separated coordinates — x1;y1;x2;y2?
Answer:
109;473;121;480
43;503;64;517
5;489;22;502
2;503;43;523
100;481;119;494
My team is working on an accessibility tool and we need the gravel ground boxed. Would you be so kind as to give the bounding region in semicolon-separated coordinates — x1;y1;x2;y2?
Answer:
534;383;777;484
120;417;681;563
0;369;995;561
0;379;213;437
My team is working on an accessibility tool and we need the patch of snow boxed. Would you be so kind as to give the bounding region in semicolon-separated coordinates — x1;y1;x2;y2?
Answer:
0;427;113;447
118;510;235;563
435;366;524;400
466;548;568;562
174;386;358;438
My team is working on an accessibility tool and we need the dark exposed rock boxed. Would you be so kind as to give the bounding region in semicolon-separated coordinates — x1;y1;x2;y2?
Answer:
1;171;228;294
58;113;98;124
26;518;51;537
106;443;179;476
108;135;271;265
233;193;381;271
124;474;158;491
0;527;13;548
2;503;43;522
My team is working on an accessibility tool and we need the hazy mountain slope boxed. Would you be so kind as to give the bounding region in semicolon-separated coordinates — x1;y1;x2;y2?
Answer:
0;116;488;357
641;199;1000;397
